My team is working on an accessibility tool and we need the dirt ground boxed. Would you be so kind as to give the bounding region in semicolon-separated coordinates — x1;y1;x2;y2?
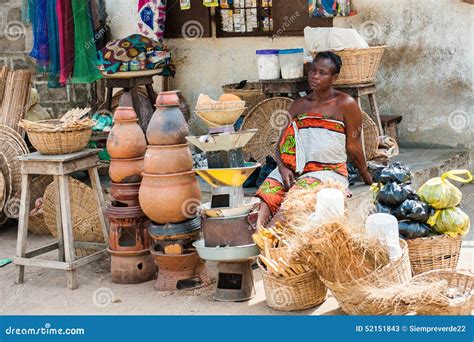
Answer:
1;185;473;315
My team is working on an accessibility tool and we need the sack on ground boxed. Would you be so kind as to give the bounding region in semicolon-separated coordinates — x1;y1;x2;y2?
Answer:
427;207;471;237
418;170;472;209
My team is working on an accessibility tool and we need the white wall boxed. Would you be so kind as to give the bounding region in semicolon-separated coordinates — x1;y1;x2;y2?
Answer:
105;0;474;148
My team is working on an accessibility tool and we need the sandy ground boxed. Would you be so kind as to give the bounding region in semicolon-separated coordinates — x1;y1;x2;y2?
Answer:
0;185;473;315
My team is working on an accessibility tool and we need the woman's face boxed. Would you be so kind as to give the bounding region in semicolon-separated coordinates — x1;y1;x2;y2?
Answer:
308;58;338;91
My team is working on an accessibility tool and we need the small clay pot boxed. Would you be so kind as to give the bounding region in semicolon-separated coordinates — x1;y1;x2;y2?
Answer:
109;157;144;183
107;119;147;159
146;90;189;145
110;182;141;206
144;144;193;174
139;171;202;224
156;90;181;106
114;106;137;121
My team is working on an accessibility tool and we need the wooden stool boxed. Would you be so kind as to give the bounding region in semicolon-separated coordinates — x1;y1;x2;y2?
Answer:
334;82;384;134
14;149;109;290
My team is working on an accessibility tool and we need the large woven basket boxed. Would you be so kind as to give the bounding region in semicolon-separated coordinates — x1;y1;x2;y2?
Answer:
28;175;53;235
321;239;412;315
25;120;92;155
310;46;387;85
410;269;474;315
222;82;267;117
406;235;462;275
361;110;379;161
258;257;327;311
43;178;104;255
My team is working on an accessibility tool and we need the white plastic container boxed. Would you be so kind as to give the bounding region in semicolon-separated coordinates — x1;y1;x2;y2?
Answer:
309;188;345;227
278;48;304;79
365;213;402;260
256;49;280;80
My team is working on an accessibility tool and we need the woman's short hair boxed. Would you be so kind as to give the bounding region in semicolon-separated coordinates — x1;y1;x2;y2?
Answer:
313;51;342;74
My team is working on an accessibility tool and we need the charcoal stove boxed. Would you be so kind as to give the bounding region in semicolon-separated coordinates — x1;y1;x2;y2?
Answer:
187;109;260;302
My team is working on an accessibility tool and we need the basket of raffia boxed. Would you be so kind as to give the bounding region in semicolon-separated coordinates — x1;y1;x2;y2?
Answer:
19;108;92;155
258;247;327;311
310;46;387;85
406;235;462;275
284;222;412;315
350;269;474;315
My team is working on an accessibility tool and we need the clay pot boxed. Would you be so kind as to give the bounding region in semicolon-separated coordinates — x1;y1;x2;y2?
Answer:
144;144;193;174
107;119;147;159
139;171;202;224
114;106;137;121
146;90;189;145
109;157;144;183
109;249;157;284
110;182;141;206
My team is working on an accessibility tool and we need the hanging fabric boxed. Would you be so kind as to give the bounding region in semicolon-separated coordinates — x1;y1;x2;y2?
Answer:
308;0;355;17
29;0;49;68
70;0;102;83
47;0;60;87
137;0;167;43
57;0;75;85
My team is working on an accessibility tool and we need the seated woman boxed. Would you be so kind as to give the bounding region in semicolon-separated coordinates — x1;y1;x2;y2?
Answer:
256;51;373;226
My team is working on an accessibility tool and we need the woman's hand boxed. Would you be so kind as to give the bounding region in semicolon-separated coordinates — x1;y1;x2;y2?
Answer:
278;165;296;190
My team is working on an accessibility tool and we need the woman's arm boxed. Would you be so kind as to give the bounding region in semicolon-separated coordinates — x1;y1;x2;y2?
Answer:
274;99;302;189
343;98;373;185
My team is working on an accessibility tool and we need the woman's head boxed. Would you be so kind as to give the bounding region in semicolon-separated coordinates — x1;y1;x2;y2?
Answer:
308;51;342;91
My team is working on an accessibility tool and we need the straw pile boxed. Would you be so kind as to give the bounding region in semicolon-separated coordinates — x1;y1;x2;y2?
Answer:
280;179;347;227
284;222;390;284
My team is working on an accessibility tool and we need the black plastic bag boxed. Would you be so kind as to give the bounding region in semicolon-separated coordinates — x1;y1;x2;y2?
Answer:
398;220;437;239
369;164;386;183
375;203;394;215
394;199;433;223
378;162;412;184
376;182;416;207
347;162;360;186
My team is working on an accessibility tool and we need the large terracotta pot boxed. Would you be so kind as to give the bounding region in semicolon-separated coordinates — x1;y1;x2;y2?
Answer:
114;106;137;121
144;144;193;174
107;119;146;159
109;157;144;183
146;90;189;145
139;171;202;224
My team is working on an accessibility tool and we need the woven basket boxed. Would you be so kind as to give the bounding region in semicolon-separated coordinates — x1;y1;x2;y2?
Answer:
222;82;267;117
43;178;104;255
321;239;412;315
0;171;5;212
410;269;474;315
0;125;29;154
406;235;462;275
25;121;92;155
241;97;294;164
28;175;53;235
258;257;327;311
0;134;25;215
0;152;12;213
310;46;387;85
361;110;379;161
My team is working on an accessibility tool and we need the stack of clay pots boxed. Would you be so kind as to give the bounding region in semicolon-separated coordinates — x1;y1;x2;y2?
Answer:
140;90;209;291
105;106;156;284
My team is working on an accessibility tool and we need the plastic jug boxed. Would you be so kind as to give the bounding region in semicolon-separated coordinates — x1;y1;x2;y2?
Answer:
365;213;402;260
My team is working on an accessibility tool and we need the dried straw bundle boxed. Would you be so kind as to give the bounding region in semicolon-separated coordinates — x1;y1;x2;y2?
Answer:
285;222;390;284
280;179;346;227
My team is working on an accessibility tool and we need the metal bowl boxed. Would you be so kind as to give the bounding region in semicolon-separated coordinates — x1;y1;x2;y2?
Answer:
193;239;259;261
201;197;260;218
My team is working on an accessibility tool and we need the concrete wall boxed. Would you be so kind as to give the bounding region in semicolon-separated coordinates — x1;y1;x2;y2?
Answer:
106;0;474;152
